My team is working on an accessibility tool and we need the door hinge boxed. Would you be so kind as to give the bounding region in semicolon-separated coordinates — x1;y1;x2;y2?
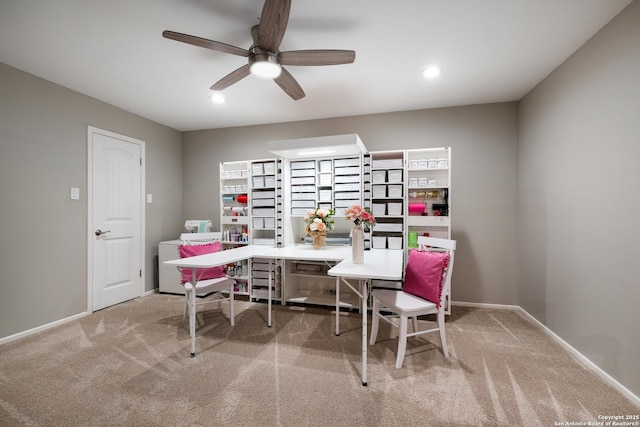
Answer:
139;269;142;277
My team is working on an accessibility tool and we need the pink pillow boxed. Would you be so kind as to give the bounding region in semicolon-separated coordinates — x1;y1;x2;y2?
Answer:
178;242;225;284
402;249;450;308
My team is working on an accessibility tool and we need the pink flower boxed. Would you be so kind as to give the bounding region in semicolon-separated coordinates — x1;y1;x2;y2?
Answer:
316;222;326;232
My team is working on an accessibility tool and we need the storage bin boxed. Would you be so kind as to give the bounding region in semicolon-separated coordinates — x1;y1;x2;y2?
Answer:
387;237;403;249
291;168;315;177
334;166;360;175
252;217;264;228
291;200;315;208
290;160;315;169
251;163;264;175
437;158;448;169
263;162;276;174
318;173;332;186
408;160;418;169
334;183;361;191
418;159;428;168
372;203;386;216
372;185;386;198
428;159;438;168
252;176;264;188
372;236;387;249
388;185;403;198
418;178;428;188
252;190;275;199
387;202;403;216
372;170;386;183
387;169;403;183
318;160;333;172
264;176;276;187
263;217;275;228
334;175;361;184
318;190;332;201
292;192;316;200
291;177;315;185
427;179;437;188
334;158;360;167
408;178;418;188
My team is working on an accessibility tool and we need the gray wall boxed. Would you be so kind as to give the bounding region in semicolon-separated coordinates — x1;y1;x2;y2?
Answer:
183;102;520;307
519;1;640;396
0;62;184;338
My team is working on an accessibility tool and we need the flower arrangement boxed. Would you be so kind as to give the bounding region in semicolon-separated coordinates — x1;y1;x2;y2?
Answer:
345;204;376;228
304;207;335;248
304;207;335;233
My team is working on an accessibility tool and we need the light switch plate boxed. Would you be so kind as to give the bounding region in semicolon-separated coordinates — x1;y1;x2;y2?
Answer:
70;187;80;200
146;193;153;204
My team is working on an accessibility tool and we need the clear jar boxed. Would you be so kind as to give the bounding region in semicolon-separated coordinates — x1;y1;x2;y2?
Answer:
437;158;448;168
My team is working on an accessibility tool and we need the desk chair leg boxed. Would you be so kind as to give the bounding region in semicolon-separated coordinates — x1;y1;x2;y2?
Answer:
369;297;380;345
396;314;408;369
229;283;235;327
438;310;449;358
412;316;419;332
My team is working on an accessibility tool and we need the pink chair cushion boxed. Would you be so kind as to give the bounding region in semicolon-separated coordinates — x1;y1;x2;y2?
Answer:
403;249;450;308
178;242;225;284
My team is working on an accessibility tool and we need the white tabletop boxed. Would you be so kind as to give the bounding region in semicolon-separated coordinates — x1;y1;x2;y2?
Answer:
163;244;353;267
327;249;404;280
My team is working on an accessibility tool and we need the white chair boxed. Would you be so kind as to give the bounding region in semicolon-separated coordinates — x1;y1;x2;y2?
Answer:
178;232;236;349
370;236;456;368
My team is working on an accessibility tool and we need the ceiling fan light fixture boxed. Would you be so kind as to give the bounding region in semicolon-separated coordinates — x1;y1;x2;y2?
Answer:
249;48;282;79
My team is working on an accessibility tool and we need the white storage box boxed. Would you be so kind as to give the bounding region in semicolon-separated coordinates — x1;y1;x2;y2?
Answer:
334;175;361;184
372;236;387;249
291;200;316;208
251;163;264;175
334;183;360;192
264;176;276;187
292;192;316;200
252;217;264;228
387;202;403;216
334;191;360;199
372;203;386;216
372;158;403;168
372;170;386;183
319;173;332;186
387;169;403;183
291;168;315;177
291;177;315;185
291;160;315;169
318;160;332;173
252;208;275;216
374;223;404;232
252;238;276;246
387;237;403;249
388;185;403;198
263;162;276;174
334;199;360;208
292;185;315;192
252;190;275;199
252;176;264;188
372;185;386;198
334;166;360;175
334;158;360;167
252;198;274;207
318;190;332;201
291;208;309;216
264;217;275;228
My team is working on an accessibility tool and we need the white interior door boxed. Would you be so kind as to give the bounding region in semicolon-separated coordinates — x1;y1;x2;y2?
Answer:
89;127;144;311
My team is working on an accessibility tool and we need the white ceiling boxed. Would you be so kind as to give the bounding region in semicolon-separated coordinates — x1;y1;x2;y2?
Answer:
0;0;632;132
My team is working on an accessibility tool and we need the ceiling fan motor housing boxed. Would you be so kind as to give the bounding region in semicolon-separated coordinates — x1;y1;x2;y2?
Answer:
249;46;282;78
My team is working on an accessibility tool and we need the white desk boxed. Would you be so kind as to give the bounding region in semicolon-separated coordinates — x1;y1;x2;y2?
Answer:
164;245;404;385
327;249;405;386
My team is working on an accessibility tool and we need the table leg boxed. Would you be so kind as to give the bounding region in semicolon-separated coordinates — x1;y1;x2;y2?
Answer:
190;268;197;357
361;279;368;386
335;276;340;336
267;259;272;327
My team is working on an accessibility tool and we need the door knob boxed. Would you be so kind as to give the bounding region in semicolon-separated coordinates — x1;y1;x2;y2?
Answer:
95;229;111;236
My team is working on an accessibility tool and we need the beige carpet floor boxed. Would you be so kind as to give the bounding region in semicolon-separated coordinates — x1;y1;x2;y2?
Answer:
0;293;637;426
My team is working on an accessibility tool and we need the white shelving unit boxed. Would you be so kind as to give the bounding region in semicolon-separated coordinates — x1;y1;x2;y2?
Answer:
369;151;406;251
405;147;452;313
220;161;251;295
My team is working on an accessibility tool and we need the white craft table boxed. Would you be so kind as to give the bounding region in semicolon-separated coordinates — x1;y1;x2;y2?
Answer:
327;249;405;386
164;244;404;385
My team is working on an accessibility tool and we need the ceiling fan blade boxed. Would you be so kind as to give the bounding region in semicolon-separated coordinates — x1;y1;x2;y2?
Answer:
257;0;291;52
273;67;305;100
280;50;356;66
163;30;248;57
210;64;251;91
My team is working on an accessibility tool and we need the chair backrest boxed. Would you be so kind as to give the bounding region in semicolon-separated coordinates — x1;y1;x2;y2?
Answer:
180;232;223;245
416;236;456;304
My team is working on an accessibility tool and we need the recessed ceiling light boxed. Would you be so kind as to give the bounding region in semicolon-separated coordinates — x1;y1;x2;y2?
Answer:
422;66;442;79
210;92;225;104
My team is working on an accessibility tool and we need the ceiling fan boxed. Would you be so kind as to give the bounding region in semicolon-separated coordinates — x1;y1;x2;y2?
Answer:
163;0;356;100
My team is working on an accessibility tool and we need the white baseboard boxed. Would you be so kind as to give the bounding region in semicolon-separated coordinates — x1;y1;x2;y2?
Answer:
452;300;640;407
0;311;90;346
